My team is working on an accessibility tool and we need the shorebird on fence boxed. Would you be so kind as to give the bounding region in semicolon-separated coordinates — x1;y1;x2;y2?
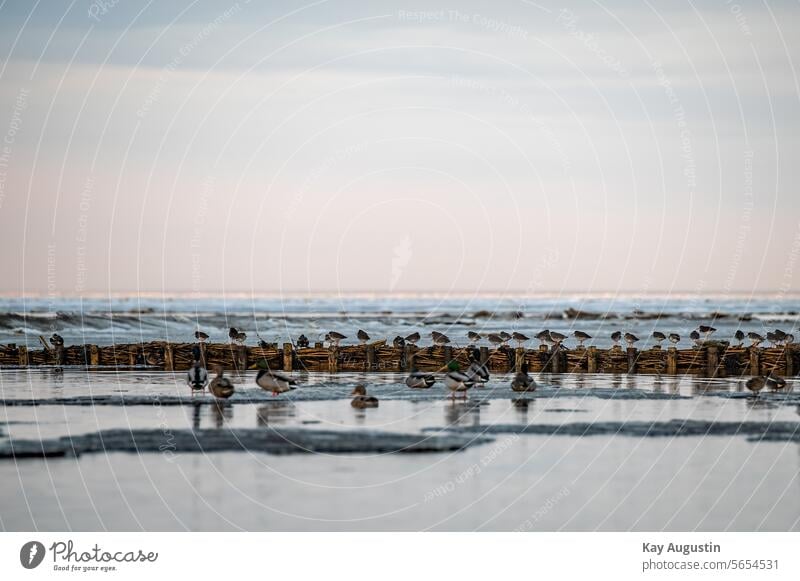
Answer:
549;331;567;346
697;325;716;340
689;330;701;347
393;336;405;348
611;331;622;347
431;331;451;346
194;330;209;343
229;327;247;344
573;331;591;347
325;331;346;347
467;331;482;345
734;330;745;346
499;331;512;346
668;333;680;346
652;331;666;346
49;333;64;347
766;331;779;347
747;332;764;347
623;333;639;348
512;332;530;348
404;332;420;346
535;330;551;347
357;329;371;345
487;333;503;348
296;334;309;348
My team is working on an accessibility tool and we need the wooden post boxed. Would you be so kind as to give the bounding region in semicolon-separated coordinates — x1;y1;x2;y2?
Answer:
89;344;99;367
18;345;27;367
514;347;525;373
404;345;415;372
238;345;249;372
551;345;562;373
164;344;174;371
786;348;794;377
587;346;598;373
749;348;760;376
328;347;338;372
199;343;207;367
366;344;376;371
283;343;293;372
129;349;137;366
479;346;489;366
706;345;719;378
667;347;677;375
54;344;65;366
626;347;637;374
443;346;452;366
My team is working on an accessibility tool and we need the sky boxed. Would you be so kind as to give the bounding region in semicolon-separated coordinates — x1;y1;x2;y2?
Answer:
0;0;799;296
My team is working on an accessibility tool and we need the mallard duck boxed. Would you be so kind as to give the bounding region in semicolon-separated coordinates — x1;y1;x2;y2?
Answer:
745;376;766;396
357;329;370;344
766;373;787;393
186;360;209;391
208;366;235;399
325;331;346;347
406;369;435;388
444;361;474;398
466;348;489;385
573;330;591;347
194;330;209;343
511;362;536;392
256;368;298;395
351;385;379;408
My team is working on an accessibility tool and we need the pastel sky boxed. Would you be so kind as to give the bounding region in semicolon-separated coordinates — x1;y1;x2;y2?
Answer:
0;0;798;295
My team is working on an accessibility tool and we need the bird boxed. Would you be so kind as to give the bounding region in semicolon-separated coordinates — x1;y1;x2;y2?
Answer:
466;348;489;385
357;329;370;344
186;360;209;392
689;330;701;346
734;330;745;346
765;373;787;393
747;332;764;347
444;361;474;398
296;334;309;348
668;333;680;345
499;331;512;346
549;331;567;345
573;331;591;347
393;336;406;348
512;332;530;348
745;376;766;396
431;331;450;346
49;333;64;347
786;334;795;345
652;331;666;345
774;329;788;345
194;330;209;343
406;370;435;389
351;385;379;408
404;332;421;346
535;330;551;346
511;362;536;392
255;367;298;395
467;331;482;344
698;325;716;339
229;327;246;344
487;333;504;348
208;366;235;399
623;333;639;348
611;331;622;346
325;331;347;347
766;331;779;347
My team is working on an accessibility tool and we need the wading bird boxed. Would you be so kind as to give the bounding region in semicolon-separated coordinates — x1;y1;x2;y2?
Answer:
573;331;591;347
208;366;235;399
444;361;474;398
194;330;209;343
511;362;536;392
404;332;420;346
431;331;451;346
624;333;639;348
734;330;745;346
512;332;530;348
325;331;347;347
668;333;680;345
611;331;622;347
467;331;482;344
652;331;666;345
747;332;764;347
357;329;370;344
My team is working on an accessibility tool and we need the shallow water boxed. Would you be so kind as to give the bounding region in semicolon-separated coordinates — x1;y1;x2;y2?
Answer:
1;369;799;531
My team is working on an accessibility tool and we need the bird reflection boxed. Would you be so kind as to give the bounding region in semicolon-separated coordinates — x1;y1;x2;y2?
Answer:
444;400;481;427
256;401;296;426
191;402;202;430
512;398;532;420
210;401;233;428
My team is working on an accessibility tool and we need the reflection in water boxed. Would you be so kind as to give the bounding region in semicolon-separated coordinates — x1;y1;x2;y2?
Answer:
444;400;481;427
191;402;202;430
211;401;234;428
256;401;296;426
512;398;532;420
610;374;623;390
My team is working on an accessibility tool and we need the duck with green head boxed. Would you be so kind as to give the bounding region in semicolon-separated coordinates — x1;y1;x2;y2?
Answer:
444;360;474;398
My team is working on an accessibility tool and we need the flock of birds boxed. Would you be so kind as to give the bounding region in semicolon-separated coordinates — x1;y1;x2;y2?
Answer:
196;325;797;351
178;324;794;406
